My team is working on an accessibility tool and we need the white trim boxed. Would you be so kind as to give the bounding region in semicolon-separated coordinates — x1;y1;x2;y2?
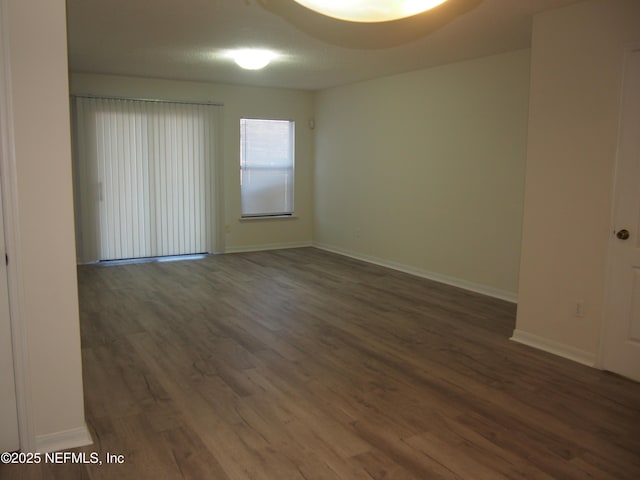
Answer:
510;329;597;367
0;0;35;452
239;215;298;222
35;424;93;453
313;242;518;303
224;241;312;254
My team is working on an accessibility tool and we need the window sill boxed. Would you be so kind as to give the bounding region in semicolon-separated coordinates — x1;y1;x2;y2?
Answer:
239;215;298;222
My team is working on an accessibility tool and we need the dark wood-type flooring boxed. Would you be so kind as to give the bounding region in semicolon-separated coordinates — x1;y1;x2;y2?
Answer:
2;247;640;479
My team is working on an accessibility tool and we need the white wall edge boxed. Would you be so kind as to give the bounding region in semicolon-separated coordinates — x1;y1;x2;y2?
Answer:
0;0;36;452
225;241;312;254
35;424;93;453
313;242;518;303
510;329;597;367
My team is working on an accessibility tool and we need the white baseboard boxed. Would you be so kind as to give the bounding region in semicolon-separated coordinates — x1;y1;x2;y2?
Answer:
510;329;596;367
313;242;518;303
225;241;312;254
35;424;93;453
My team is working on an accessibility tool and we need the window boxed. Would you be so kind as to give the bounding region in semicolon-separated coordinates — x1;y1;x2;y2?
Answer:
240;118;294;217
73;97;220;262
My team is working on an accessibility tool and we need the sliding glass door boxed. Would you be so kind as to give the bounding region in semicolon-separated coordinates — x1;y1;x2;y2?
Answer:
72;97;221;262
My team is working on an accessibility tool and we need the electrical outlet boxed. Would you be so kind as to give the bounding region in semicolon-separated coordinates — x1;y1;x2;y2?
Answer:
575;300;585;318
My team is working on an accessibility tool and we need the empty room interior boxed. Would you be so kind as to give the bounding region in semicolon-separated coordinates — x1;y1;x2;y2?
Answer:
1;0;640;479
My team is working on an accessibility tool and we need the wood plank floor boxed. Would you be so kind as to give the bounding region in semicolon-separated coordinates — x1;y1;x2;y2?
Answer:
2;247;639;479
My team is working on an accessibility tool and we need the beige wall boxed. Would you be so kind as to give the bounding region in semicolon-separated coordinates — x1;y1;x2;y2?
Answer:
313;50;530;300
69;74;315;253
515;0;640;363
2;0;89;450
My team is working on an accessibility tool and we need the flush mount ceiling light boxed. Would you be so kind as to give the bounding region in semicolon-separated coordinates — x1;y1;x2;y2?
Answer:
292;0;449;22
232;49;277;70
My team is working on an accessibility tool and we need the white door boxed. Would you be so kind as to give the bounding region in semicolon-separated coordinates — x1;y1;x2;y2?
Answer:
602;49;640;382
0;180;19;452
0;0;19;452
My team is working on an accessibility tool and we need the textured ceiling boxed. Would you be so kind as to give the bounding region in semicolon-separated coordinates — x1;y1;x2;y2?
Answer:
66;0;584;90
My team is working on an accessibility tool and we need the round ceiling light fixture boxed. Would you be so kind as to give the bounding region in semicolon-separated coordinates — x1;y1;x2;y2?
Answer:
233;49;277;70
292;0;449;23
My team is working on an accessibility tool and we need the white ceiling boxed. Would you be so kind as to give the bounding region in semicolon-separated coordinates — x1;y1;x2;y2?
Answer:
66;0;584;91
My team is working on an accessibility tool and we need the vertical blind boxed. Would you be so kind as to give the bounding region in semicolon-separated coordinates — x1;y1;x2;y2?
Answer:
240;118;294;216
72;97;220;262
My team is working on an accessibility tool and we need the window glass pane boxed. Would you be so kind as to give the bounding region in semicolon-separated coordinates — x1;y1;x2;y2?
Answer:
240;118;294;216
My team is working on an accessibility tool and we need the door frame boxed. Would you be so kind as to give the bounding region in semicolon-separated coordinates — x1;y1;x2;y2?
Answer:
597;44;640;373
0;0;35;452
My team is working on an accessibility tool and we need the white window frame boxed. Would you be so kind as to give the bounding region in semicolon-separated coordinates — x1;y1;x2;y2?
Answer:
240;118;295;218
